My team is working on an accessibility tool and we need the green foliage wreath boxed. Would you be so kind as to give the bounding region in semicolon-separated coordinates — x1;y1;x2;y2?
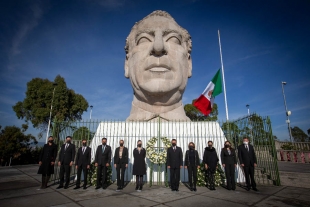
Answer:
89;162;113;186
146;137;171;164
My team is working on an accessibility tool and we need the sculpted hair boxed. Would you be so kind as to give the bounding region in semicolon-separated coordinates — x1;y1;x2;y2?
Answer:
102;137;107;141
66;136;72;139
125;10;192;55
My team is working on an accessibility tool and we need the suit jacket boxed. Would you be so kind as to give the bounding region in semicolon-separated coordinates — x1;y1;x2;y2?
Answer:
185;150;200;166
75;146;91;167
59;143;76;165
167;146;183;168
220;148;237;165
95;145;112;166
114;147;128;165
238;144;257;167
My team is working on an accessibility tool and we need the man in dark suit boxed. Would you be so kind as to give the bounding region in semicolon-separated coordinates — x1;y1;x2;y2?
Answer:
114;140;128;191
95;137;112;189
57;136;76;189
238;137;258;191
74;138;91;190
167;139;183;191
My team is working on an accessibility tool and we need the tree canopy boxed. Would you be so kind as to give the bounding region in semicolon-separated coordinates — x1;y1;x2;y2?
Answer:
184;99;218;121
72;126;95;140
13;75;89;131
291;126;308;142
0;125;38;165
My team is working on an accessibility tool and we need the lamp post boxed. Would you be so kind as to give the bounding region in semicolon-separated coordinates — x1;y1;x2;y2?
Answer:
90;105;93;120
45;83;57;144
281;81;293;142
246;104;250;115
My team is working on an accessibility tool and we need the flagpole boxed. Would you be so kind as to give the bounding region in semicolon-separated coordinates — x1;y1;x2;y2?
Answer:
218;30;229;121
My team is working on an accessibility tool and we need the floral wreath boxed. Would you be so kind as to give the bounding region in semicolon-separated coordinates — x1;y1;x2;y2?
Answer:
146;137;171;165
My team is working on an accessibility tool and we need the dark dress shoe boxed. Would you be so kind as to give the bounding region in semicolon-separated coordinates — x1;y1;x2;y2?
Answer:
246;187;251;191
171;189;175;191
252;188;258;191
176;189;179;192
190;187;193;191
95;186;101;189
56;186;63;189
74;186;80;190
102;186;107;190
194;188;197;192
83;186;87;190
64;186;68;189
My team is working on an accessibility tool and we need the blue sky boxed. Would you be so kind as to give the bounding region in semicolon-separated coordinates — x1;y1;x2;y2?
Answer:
1;0;309;142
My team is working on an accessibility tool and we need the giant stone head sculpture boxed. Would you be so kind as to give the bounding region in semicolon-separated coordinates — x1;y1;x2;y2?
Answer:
125;10;192;121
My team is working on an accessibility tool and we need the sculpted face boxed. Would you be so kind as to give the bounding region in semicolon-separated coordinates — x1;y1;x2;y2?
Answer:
125;15;192;105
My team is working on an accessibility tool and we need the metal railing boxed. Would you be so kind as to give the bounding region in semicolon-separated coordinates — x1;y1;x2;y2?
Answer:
49;114;280;186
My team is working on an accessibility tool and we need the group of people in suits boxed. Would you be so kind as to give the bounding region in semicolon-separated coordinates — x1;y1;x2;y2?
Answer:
38;136;91;190
38;136;258;192
168;137;258;192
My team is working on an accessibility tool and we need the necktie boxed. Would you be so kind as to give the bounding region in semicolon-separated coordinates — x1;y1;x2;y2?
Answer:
102;146;105;154
65;144;68;150
173;147;176;152
246;145;249;152
82;147;85;154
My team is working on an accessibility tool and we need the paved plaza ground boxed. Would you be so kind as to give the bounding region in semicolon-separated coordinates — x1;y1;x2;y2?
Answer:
0;164;309;207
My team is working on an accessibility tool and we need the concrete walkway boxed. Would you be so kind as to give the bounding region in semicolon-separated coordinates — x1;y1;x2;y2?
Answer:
0;165;310;207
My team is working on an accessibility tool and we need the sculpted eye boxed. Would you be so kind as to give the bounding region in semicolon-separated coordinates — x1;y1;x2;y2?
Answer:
137;37;151;45
166;36;181;45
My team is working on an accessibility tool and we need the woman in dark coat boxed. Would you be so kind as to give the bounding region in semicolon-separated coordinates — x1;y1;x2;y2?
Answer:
132;140;146;191
37;136;58;189
185;142;200;191
221;140;237;190
203;140;219;190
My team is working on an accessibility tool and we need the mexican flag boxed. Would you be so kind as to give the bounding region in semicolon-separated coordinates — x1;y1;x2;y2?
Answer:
193;69;223;116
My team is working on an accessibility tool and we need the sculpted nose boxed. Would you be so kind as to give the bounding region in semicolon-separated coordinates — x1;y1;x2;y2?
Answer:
151;33;167;56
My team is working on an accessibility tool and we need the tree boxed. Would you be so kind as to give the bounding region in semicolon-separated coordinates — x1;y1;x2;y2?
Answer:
184;99;218;121
72;126;95;140
291;126;308;142
0;125;38;165
221;122;240;146
13;75;89;132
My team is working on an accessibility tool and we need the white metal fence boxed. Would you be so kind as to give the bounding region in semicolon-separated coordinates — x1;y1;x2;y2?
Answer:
89;121;245;183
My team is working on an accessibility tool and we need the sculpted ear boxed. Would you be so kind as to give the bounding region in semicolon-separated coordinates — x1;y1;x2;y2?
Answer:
187;54;192;78
124;54;129;78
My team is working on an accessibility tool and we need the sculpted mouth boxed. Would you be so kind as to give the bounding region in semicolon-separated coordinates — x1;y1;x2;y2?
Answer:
146;64;170;72
149;67;169;72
